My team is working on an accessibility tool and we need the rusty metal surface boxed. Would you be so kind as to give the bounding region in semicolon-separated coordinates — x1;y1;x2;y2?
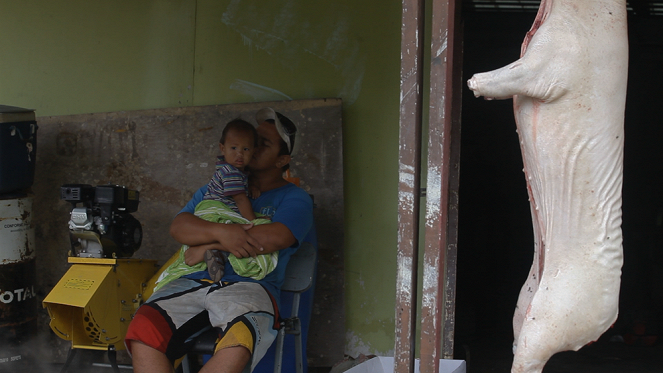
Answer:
0;194;36;264
33;99;345;366
0;259;38;325
0;258;38;368
0;107;37;195
0;194;38;369
420;0;462;371
442;17;464;360
394;0;426;371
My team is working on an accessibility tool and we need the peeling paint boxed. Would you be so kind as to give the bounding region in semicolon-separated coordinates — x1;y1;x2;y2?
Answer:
399;174;414;189
399;81;418;105
398;191;415;216
0;196;35;264
435;30;449;58
398;163;417;215
395;255;413;300
421;261;440;311
425;164;442;225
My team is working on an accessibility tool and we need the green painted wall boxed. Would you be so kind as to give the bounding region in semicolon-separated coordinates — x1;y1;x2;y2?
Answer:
1;0;402;358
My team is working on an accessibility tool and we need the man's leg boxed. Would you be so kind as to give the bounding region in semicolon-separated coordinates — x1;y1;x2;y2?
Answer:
200;346;251;373
205;282;279;373
126;278;212;372
130;340;175;373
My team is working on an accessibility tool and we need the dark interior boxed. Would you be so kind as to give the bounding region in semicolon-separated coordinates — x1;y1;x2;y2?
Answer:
455;2;663;371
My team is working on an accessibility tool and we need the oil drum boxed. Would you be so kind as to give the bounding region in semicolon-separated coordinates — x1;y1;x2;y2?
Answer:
0;193;37;369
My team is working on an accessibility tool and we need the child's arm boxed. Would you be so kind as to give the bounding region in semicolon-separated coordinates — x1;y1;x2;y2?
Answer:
248;175;261;199
248;184;261;199
233;193;257;221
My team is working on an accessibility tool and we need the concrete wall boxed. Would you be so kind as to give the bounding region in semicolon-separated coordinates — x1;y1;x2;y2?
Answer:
0;0;402;360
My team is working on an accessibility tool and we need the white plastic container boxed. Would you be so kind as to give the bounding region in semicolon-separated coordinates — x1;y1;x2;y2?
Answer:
345;357;466;373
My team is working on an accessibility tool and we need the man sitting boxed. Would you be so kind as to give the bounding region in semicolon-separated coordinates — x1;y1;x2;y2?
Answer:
125;108;315;373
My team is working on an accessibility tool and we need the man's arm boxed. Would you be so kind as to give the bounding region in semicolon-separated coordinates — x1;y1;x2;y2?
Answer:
246;222;296;254
182;223;294;266
172;184;304;264
170;212;263;259
173;215;296;265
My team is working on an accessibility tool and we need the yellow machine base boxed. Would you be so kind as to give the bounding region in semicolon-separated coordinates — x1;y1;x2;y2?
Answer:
43;258;158;351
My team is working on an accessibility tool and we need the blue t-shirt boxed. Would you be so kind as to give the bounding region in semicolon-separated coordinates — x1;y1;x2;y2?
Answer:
179;182;316;303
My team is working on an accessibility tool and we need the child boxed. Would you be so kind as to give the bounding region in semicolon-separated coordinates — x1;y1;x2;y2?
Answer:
203;119;258;220
152;119;277;291
201;119;271;282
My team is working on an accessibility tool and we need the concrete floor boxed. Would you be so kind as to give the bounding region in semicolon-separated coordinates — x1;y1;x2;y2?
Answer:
43;363;132;373
38;354;333;373
460;334;663;373
24;337;663;373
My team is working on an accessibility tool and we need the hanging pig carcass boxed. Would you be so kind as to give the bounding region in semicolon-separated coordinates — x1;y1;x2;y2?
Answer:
466;1;628;372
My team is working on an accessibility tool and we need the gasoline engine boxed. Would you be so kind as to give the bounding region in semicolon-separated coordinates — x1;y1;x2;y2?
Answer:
43;184;160;371
61;184;142;259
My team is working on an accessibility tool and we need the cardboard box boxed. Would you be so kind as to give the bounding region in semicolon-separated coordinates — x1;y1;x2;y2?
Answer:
345;357;466;373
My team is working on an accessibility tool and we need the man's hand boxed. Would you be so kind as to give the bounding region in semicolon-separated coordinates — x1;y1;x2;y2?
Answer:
183;224;261;265
171;212;296;258
171;213;264;258
216;223;264;258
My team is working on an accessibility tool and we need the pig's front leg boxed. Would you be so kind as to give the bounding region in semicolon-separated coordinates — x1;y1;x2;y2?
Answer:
467;59;569;102
467;60;529;100
467;31;576;102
